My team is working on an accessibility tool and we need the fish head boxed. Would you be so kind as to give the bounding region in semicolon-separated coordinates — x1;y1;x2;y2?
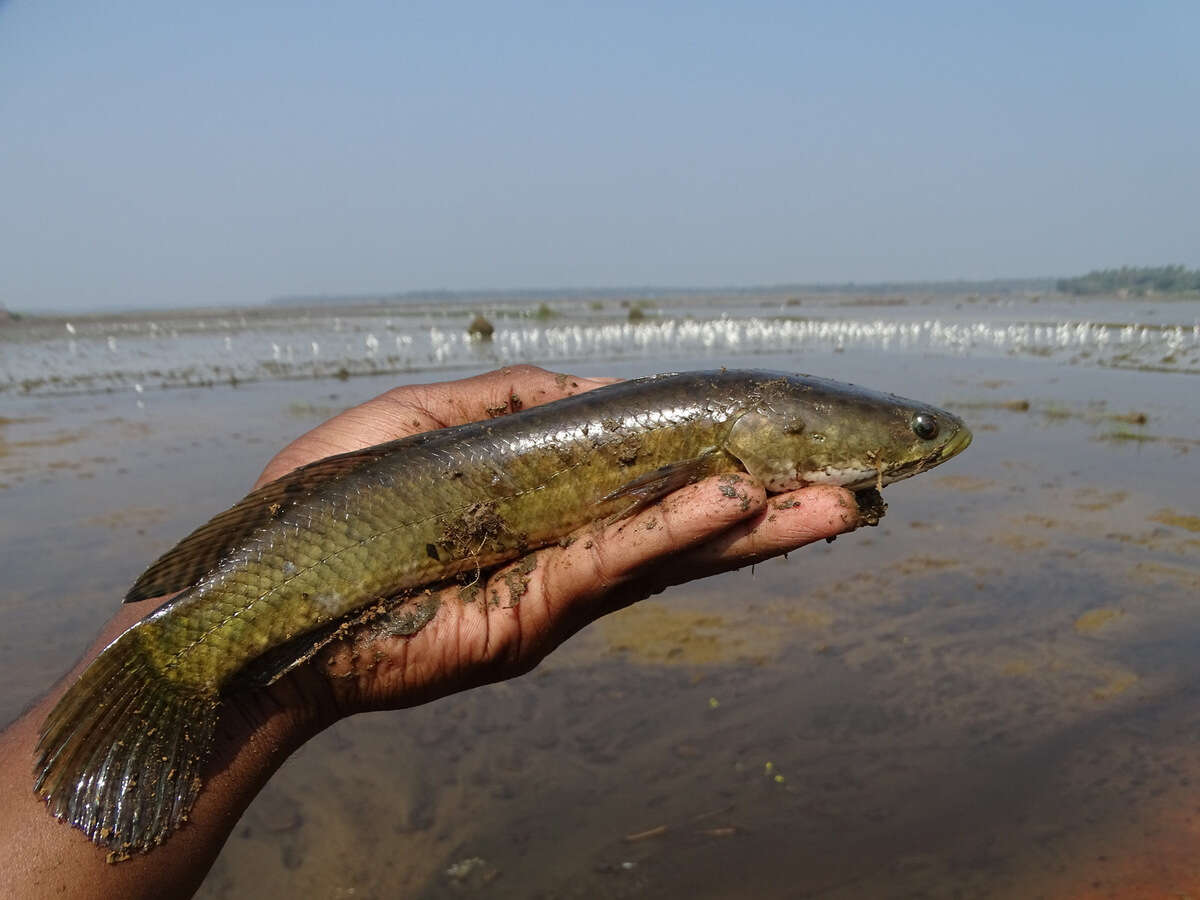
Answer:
723;373;972;492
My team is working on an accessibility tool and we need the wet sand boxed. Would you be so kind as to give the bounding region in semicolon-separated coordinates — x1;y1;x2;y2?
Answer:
2;298;1200;897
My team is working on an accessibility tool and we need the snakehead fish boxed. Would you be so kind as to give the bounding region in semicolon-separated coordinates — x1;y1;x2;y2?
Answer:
35;369;971;856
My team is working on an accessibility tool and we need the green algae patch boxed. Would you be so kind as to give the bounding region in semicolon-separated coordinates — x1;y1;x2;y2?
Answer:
1107;411;1149;425
1000;658;1035;677
1096;427;1158;444
945;399;1030;413
1151;509;1200;533
1073;607;1124;635
935;475;996;493
1072;488;1128;512
285;402;343;419
1092;668;1139;701
83;506;171;530
894;555;959;576
1096;430;1200;449
10;428;88;449
1040;404;1072;421
991;532;1048;552
600;604;780;666
781;606;834;629
1132;561;1200;590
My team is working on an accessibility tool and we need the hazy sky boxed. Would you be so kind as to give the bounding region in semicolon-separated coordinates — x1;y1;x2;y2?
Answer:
1;1;1197;312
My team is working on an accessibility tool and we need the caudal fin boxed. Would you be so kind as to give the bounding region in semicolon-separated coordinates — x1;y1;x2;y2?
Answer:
34;629;218;858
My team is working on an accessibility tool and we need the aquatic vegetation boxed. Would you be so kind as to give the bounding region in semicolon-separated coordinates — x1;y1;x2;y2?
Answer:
1073;607;1123;635
1151;509;1200;532
466;314;495;340
1095;428;1164;445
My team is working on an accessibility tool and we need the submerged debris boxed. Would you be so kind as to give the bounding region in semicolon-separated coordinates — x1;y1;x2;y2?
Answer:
467;314;495;340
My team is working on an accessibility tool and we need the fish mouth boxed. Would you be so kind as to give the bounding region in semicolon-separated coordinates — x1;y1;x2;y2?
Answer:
938;425;973;462
905;424;973;475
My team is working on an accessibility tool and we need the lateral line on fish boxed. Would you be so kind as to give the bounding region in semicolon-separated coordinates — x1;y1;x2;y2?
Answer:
159;450;598;672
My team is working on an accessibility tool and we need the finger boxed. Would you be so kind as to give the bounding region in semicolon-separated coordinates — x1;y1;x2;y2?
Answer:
515;473;770;647
379;365;618;430
648;485;860;584
258;365;616;485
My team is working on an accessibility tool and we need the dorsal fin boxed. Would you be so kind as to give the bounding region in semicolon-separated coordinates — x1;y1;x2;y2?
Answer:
124;439;407;603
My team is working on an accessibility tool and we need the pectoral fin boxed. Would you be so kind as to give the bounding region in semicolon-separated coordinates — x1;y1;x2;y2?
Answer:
599;452;722;523
230;590;442;689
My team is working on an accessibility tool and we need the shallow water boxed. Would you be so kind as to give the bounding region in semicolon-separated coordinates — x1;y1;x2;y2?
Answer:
3;292;1198;398
2;294;1199;898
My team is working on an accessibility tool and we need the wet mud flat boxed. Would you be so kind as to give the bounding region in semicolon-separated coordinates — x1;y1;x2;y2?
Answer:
1;346;1199;898
4;291;1198;398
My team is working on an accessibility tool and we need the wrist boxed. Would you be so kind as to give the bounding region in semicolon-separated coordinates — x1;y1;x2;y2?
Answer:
208;665;342;777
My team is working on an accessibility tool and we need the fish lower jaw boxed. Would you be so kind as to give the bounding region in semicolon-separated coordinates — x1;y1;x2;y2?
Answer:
793;467;881;491
793;467;927;492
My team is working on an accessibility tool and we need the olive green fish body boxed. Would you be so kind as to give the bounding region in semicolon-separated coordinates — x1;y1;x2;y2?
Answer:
35;370;971;857
138;376;749;689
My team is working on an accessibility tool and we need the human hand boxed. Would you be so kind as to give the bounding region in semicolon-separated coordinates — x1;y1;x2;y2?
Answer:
249;365;862;727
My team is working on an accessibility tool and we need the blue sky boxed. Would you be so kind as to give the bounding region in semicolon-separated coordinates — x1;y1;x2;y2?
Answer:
1;1;1196;312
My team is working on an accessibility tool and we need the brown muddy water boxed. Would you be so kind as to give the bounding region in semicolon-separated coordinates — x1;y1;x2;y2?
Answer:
2;348;1199;899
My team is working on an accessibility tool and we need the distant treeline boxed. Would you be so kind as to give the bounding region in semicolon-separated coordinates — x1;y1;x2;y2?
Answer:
1057;266;1200;296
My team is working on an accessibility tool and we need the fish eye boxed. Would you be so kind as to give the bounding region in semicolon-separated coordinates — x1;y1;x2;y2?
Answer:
911;413;939;441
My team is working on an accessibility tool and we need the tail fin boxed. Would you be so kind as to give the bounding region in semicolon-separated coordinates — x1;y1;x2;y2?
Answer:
34;629;218;859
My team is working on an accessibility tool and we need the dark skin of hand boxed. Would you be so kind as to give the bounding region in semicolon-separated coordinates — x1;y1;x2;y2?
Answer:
0;366;860;899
